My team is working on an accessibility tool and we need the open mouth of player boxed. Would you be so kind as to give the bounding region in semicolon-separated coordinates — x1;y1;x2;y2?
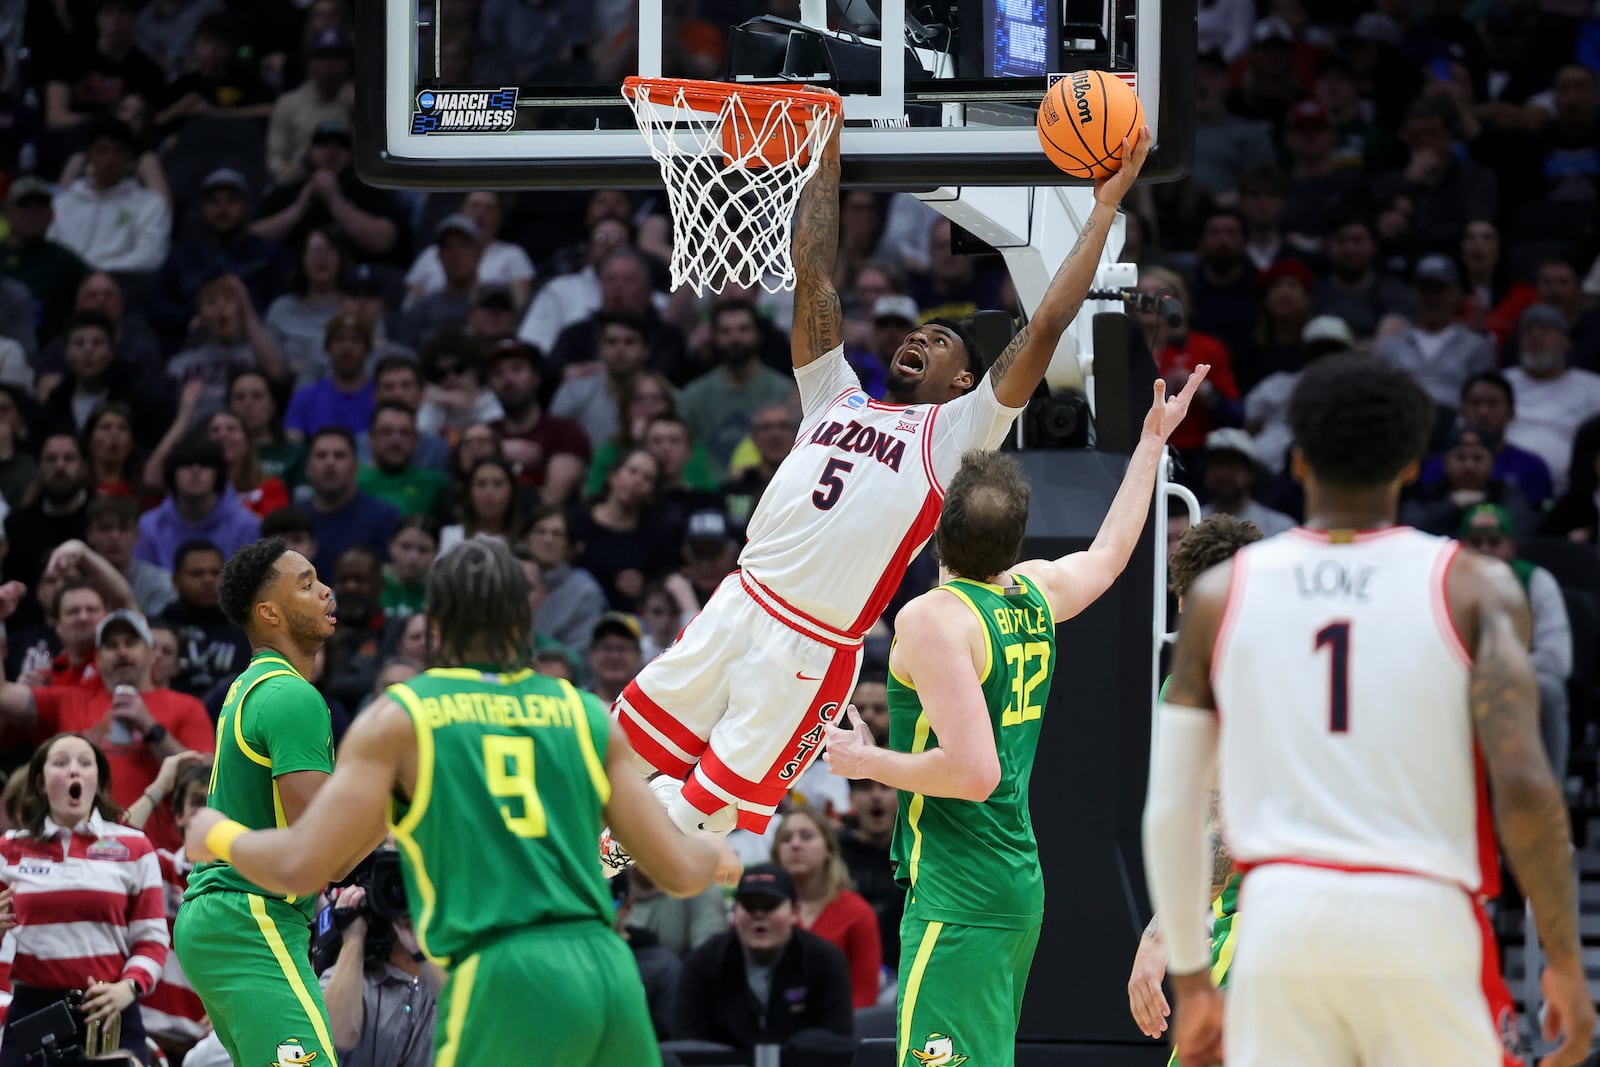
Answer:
894;343;928;378
325;599;338;627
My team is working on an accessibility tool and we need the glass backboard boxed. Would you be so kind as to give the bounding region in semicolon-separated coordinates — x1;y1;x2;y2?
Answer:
354;0;1194;190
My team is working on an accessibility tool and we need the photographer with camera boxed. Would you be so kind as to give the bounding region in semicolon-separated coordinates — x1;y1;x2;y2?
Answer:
316;849;441;1067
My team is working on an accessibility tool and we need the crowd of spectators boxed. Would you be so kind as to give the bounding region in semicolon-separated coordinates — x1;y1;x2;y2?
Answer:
0;0;1588;1062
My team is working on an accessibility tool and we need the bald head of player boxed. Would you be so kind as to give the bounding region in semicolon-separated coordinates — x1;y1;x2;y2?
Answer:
935;450;1031;582
883;318;988;405
218;537;336;672
1287;353;1436;526
426;535;532;669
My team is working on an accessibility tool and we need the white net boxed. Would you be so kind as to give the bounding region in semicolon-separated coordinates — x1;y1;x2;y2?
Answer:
622;78;842;296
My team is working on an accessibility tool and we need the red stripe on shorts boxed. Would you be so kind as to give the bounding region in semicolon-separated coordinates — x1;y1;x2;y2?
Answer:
616;682;705;775
1475;898;1525;1067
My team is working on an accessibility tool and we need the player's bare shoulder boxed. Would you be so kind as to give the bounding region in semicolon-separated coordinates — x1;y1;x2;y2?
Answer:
1443;544;1532;653
888;586;986;682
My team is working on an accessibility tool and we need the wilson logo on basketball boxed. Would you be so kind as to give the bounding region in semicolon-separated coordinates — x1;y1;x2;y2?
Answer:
1070;72;1094;125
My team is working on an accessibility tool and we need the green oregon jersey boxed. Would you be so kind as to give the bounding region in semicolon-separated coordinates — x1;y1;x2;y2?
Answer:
888;575;1055;929
185;651;335;917
386;667;615;967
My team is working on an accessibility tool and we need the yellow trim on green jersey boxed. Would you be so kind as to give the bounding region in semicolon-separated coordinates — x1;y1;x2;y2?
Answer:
886;637;916;691
905;710;934;887
432;952;480;1067
387;681;445;965
248;894;338;1063
897;920;944;1066
559;680;611;806
940;582;994;684
230;668;299;768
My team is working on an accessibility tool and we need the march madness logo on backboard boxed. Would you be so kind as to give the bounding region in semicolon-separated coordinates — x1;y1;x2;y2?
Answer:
412;89;517;134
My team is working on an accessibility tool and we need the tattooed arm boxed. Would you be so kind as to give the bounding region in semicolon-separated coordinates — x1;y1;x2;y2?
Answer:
986;127;1152;408
1460;553;1580;963
790;114;843;370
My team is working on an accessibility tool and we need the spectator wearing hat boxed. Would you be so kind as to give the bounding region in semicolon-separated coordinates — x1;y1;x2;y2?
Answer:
1280;99;1364;244
1420;371;1553;510
1224;16;1313;135
302;427;402;576
1403;422;1539;539
254;120;406;263
405;191;535;310
1243;257;1314;392
46;117;170;273
1244;313;1353;474
336;263;411;362
673;863;855;1060
265;27;355;183
165;275;289;418
1521;256;1600;374
1309;214;1417;343
487;339;591;504
284;313;376;440
1371;254;1495;410
465;285;521;345
586;611;644;706
1504;304;1600;495
135;435;260;571
1372;97;1499;256
1458;503;1573;779
399;214;485;350
0;605;214;851
0;176;89;348
148;169;285;350
1190;49;1276;202
1198;429;1295;536
42;0;166;134
551;311;654;450
677;507;741;612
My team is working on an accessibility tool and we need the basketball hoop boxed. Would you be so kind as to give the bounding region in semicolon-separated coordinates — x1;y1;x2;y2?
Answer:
621;77;843;296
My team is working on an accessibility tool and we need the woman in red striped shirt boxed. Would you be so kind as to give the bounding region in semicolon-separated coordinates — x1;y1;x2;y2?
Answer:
0;733;168;1066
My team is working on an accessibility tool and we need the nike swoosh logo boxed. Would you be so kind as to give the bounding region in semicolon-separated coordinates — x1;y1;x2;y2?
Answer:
795;672;823;681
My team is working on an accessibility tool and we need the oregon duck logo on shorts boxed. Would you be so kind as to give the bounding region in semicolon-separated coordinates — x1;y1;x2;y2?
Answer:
911;1034;968;1066
271;1039;317;1066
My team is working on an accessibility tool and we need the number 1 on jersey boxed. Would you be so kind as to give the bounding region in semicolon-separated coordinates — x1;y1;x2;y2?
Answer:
483;735;548;838
1315;621;1351;733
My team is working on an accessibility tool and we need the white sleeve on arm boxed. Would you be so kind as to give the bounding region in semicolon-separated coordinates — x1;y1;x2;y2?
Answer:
1142;702;1221;975
936;376;1025;452
794;345;860;417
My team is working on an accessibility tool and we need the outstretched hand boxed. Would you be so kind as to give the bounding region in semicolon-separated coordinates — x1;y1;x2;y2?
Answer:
1094;125;1152;207
821;704;876;780
1142;365;1210;442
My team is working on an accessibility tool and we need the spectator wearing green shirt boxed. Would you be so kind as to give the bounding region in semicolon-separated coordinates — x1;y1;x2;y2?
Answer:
380;515;439;621
356;401;451;516
679;300;798;475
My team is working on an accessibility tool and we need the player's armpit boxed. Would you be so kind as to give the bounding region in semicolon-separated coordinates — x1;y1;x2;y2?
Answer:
234;702;412;897
1464;555;1582;967
1162;563;1229;712
602;726;722;897
789;118;842;369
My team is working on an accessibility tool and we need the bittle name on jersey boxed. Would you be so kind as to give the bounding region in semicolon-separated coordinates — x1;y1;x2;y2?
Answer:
808;419;907;471
412;89;517;134
1295;561;1376;602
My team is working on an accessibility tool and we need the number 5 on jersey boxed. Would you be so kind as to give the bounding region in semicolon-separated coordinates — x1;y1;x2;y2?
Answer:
813;458;854;510
484;735;548;838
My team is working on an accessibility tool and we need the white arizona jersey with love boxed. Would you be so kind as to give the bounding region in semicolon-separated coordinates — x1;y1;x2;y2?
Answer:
1213;527;1493;893
739;345;1023;635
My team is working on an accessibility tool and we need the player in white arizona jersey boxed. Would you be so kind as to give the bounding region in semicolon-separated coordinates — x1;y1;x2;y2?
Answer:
1144;354;1592;1067
612;108;1153;841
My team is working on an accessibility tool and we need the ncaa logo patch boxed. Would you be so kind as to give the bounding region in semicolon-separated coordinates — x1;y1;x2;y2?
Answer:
845;394;868;409
412;88;518;134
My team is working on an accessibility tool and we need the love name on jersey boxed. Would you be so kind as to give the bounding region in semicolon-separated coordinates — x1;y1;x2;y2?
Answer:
807;419;908;472
1294;561;1376;602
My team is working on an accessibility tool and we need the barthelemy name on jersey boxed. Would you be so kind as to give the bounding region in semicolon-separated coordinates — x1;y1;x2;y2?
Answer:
1295;561;1376;602
412;89;517;134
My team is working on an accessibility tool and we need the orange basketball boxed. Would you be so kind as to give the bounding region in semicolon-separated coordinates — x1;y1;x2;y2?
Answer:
1036;70;1145;179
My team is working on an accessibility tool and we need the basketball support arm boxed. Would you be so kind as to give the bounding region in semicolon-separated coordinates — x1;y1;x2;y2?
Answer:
912;185;1134;418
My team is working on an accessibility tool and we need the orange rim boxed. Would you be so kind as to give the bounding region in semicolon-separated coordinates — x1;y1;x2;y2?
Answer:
622;76;843;121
